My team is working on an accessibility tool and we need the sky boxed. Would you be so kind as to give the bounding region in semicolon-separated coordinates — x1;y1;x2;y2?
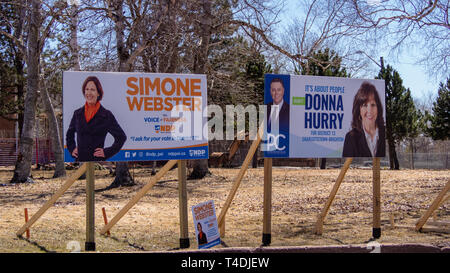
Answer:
278;0;441;102
386;56;439;101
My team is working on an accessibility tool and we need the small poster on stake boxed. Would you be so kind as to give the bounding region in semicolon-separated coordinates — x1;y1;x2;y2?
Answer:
191;200;221;249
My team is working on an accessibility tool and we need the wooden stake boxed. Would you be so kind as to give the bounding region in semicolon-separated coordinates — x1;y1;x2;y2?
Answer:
24;208;30;239
314;158;353;235
372;157;381;239
415;180;450;231
178;160;189;249
85;162;95;251
217;125;263;233
16;163;87;236
102;208;110;236
434;194;450;221
219;217;225;238
426;221;450;227
390;213;395;228
433;211;438;221
262;158;272;246
100;160;178;235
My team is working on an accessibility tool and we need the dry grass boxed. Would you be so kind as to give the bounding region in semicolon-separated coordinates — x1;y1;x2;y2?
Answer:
0;165;449;253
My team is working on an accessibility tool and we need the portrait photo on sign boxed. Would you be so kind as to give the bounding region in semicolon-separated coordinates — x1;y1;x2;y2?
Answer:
342;81;386;158
263;74;290;158
65;75;126;162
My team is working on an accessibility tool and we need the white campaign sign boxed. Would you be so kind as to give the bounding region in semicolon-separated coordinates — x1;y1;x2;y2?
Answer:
63;71;208;162
191;200;221;249
264;74;385;158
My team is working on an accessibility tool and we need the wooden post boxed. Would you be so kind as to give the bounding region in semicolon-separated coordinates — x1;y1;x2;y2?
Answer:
262;158;272;246
100;160;178;235
372;157;381;239
415;180;450;231
217;125;263;235
314;158;353;235
178;160;189;249
219;217;225;238
16;163;87;236
390;213;395;228
85;162;95;251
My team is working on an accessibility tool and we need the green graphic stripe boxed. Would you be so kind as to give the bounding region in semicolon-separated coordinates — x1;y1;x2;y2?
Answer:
292;96;305;105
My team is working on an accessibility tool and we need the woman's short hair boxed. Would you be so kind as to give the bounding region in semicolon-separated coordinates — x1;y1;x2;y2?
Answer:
351;81;384;132
82;76;104;102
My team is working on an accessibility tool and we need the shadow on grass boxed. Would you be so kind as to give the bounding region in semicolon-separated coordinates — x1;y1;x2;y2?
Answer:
17;235;57;253
100;234;147;251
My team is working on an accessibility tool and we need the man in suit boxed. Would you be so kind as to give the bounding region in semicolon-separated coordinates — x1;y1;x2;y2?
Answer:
267;78;290;133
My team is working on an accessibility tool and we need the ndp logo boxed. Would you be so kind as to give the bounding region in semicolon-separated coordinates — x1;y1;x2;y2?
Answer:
189;149;206;157
155;125;175;133
263;133;286;151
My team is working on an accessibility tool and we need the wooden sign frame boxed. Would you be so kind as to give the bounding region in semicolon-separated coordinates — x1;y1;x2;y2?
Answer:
16;160;191;250
216;127;383;245
313;157;382;239
415;180;450;232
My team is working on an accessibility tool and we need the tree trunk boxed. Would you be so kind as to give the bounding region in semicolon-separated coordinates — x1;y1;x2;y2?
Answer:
13;1;26;139
11;0;41;183
252;147;259;168
189;0;212;179
444;142;448;169
109;161;135;188
151;161;157;175
392;146;399;170
410;138;414;170
40;83;66;178
385;113;400;170
107;0;134;188
387;138;398;170
320;158;326;169
69;1;80;71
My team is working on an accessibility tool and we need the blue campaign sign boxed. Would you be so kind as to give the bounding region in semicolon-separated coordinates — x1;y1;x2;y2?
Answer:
263;74;385;158
63;71;208;162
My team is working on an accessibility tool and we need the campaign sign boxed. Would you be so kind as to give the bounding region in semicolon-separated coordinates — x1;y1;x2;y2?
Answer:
63;71;208;162
191;200;221;249
264;74;385;158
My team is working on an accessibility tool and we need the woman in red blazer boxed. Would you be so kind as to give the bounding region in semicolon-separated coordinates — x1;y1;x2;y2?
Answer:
66;76;126;162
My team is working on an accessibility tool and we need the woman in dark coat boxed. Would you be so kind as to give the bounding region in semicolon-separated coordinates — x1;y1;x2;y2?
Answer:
66;76;126;162
197;222;208;245
342;82;385;158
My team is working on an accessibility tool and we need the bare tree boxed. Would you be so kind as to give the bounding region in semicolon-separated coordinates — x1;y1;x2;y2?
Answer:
10;0;41;183
39;70;66;178
6;0;68;183
338;0;449;77
99;0;170;188
0;1;27;138
68;0;80;71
